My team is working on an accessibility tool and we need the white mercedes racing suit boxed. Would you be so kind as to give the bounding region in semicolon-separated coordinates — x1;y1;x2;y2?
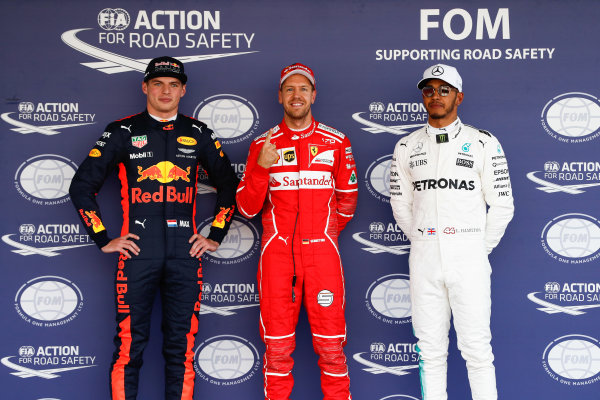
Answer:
389;118;514;400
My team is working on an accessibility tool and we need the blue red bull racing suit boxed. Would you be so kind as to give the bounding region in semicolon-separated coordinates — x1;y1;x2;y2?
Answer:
69;110;238;400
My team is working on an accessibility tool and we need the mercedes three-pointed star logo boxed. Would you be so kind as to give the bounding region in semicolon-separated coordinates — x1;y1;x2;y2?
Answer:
432;65;444;76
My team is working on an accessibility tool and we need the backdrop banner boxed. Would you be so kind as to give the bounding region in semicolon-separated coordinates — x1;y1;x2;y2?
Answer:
1;1;599;399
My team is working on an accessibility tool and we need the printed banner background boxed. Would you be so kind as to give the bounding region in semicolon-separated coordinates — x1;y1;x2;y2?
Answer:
2;1;599;399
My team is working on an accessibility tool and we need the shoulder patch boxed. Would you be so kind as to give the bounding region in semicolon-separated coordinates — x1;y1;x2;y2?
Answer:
183;114;206;127
317;123;345;139
465;124;492;137
255;126;280;143
115;112;142;123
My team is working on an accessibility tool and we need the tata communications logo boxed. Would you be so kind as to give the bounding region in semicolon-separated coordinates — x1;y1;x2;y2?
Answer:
198;216;259;264
15;276;83;327
200;282;259;316
365;155;393;203
527;161;600;194
2;223;93;257
379;396;419;400
366;274;412;325
194;335;260;385
1;345;97;379
14;154;77;206
352;102;426;136
62;9;257;76
194;95;259;144
2;102;96;135
542;335;600;385
353;221;410;256
528;282;600;316
353;342;419;377
540;214;600;264
541;93;600;143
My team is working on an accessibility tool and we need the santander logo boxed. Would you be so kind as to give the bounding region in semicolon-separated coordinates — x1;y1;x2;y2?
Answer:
269;171;333;191
269;177;282;187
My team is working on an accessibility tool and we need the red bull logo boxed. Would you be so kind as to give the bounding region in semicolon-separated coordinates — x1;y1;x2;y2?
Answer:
212;207;232;228
167;165;191;182
84;210;105;233
131;186;194;204
137;161;191;183
137;165;163;182
116;253;129;314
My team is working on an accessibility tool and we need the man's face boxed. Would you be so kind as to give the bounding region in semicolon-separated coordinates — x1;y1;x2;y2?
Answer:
422;78;463;121
142;77;186;117
278;74;316;122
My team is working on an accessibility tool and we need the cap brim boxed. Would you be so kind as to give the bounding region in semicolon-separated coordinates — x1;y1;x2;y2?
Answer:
417;78;431;90
417;78;459;91
144;72;187;84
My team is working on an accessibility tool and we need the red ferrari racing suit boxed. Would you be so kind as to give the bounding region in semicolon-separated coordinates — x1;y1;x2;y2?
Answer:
236;119;358;400
69;110;238;400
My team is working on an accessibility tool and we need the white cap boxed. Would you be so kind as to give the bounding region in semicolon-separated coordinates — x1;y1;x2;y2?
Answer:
417;64;462;92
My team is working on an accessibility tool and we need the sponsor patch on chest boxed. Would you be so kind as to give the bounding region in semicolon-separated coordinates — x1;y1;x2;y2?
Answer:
309;145;335;166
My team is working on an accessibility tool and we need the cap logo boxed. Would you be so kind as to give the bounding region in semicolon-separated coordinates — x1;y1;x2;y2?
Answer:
432;66;444;76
